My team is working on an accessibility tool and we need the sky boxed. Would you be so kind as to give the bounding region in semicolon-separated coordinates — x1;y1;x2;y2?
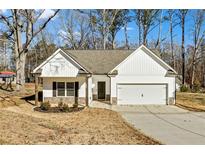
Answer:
0;9;203;48
44;9;200;47
115;10;196;46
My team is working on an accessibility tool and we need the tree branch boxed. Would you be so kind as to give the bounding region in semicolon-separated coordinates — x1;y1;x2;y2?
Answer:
24;9;60;51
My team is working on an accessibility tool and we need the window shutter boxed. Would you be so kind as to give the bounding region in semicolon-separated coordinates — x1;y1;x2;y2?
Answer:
53;82;56;97
75;82;79;97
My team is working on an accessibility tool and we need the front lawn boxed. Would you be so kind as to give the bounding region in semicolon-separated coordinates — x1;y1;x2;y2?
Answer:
176;92;205;112
0;104;160;144
0;83;160;145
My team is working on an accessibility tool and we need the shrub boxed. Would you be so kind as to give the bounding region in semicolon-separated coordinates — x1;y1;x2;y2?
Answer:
40;101;51;111
73;103;78;108
180;85;190;92
192;85;200;93
62;103;69;111
58;101;63;109
58;100;69;112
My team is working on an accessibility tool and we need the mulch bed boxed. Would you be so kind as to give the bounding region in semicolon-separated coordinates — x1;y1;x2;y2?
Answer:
34;106;85;113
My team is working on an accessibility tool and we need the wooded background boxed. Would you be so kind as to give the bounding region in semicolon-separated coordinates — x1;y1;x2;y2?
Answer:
0;9;205;92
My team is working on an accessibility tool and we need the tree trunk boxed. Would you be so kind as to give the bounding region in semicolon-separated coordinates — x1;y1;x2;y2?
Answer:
111;38;115;49
124;22;129;49
181;16;185;85
190;60;195;90
156;10;163;50
111;32;115;49
103;9;106;50
143;28;147;46
137;10;142;45
15;51;26;91
170;16;175;70
13;9;26;91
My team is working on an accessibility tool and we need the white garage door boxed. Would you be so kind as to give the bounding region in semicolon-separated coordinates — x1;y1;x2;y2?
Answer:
117;84;167;105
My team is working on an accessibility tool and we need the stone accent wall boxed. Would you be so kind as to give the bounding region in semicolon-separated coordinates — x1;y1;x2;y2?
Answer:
93;94;98;100
44;97;86;106
106;94;110;101
168;97;175;105
111;97;117;105
78;97;86;105
92;94;110;101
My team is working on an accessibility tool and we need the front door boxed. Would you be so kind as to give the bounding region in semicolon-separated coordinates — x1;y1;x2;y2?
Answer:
98;82;106;100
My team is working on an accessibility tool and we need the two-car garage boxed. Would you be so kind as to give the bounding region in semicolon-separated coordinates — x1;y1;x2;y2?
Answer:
117;84;168;105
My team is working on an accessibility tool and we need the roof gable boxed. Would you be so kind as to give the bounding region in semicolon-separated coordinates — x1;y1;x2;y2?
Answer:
109;45;177;74
33;48;89;74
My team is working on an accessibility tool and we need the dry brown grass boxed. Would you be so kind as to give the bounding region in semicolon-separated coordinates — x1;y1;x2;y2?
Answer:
0;83;160;145
0;83;41;108
176;92;205;112
0;104;160;145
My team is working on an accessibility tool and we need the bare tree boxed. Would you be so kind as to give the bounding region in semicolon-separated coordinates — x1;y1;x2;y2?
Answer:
164;10;178;70
135;10;142;45
134;9;160;46
59;10;90;49
108;10;130;49
189;10;205;89
89;10;98;49
93;9;119;49
177;9;188;85
155;10;163;50
0;9;59;90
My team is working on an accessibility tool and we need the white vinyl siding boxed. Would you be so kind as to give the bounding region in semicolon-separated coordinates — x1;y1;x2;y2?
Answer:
117;48;166;76
41;52;79;77
92;75;110;95
43;77;86;101
111;48;176;105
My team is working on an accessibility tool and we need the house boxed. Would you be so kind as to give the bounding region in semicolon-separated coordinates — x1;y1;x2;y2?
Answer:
33;45;177;106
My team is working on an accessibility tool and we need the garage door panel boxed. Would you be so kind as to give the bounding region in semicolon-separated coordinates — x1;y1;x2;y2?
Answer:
117;84;167;105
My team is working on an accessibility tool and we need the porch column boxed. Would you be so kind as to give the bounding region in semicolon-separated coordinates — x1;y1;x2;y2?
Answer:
85;75;89;107
109;76;112;104
35;73;39;106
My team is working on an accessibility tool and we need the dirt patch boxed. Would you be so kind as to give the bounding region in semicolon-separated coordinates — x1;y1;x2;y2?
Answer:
0;104;160;145
176;92;205;112
0;83;41;108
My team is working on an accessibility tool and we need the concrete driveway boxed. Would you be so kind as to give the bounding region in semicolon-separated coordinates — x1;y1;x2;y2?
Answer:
90;101;205;145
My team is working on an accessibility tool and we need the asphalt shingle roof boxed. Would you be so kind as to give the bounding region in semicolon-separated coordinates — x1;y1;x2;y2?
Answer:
64;50;134;74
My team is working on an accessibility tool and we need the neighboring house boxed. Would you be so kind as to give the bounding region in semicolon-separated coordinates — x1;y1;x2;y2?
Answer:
33;45;177;105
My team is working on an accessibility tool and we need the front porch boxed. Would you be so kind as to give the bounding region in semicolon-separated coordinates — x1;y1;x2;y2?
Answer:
34;75;91;107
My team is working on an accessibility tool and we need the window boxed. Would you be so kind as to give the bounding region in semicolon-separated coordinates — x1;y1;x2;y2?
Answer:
67;82;75;96
57;82;65;96
55;82;75;97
